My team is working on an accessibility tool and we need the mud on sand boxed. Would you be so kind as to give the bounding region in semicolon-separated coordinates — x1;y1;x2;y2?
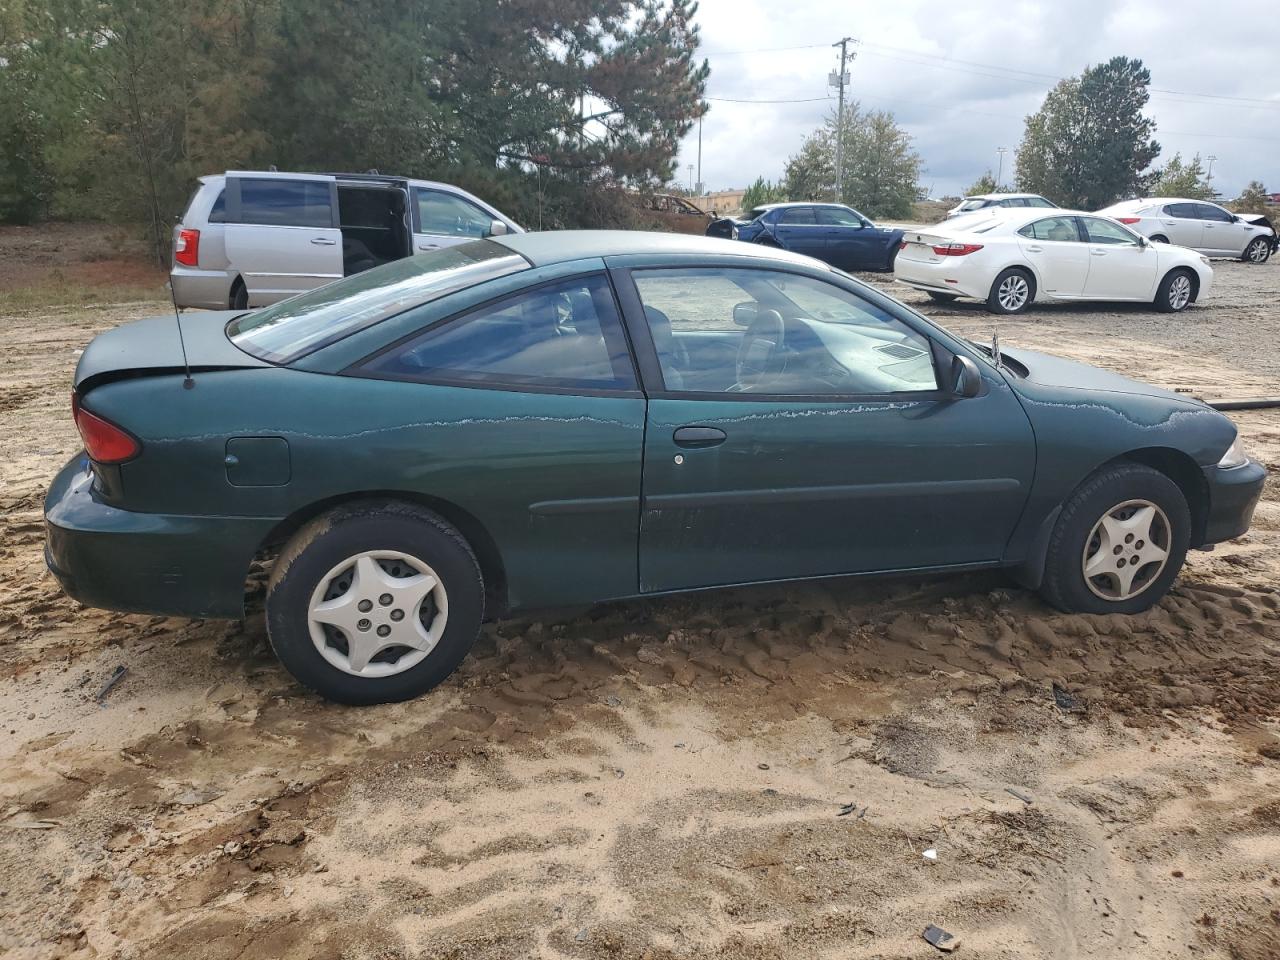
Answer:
1;255;1278;959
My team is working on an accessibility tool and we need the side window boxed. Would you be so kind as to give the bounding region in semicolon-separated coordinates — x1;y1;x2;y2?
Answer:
1196;203;1232;222
361;275;636;391
208;189;227;223
632;267;938;396
237;178;333;228
1083;218;1139;245
779;207;817;225
1026;197;1054;208
416;189;494;238
1018;216;1081;242
1167;203;1196;219
816;207;864;227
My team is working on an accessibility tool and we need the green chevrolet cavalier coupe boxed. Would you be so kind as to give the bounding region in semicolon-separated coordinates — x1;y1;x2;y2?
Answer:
46;232;1265;703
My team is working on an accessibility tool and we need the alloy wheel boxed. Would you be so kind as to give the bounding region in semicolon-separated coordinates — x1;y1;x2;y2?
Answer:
306;550;449;677
1081;499;1171;602
1168;274;1192;310
997;274;1029;311
1247;239;1269;263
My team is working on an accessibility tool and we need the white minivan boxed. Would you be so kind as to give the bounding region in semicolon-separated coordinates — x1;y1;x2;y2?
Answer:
171;171;525;310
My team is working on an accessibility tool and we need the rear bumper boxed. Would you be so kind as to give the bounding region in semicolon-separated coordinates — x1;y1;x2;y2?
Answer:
1200;460;1267;545
170;266;234;310
894;258;990;300
44;455;275;619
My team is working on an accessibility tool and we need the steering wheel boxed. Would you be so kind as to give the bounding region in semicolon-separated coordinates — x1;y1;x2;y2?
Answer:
734;308;787;391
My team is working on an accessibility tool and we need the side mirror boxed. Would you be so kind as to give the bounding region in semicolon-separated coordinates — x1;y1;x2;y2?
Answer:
732;301;759;326
487;219;509;237
1138;235;1149;247
950;354;983;398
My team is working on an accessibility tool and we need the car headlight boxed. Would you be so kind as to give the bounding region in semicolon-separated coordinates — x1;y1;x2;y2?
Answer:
1199;255;1211;266
1218;436;1250;469
731;226;739;240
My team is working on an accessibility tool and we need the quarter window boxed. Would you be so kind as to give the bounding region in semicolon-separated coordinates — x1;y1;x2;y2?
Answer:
1082;218;1139;245
362;275;636;391
1018;216;1081;242
416;189;495;238
632;268;937;396
208;189;227;223
237;178;333;228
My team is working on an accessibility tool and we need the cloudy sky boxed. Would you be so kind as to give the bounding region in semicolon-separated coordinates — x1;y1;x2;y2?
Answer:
674;0;1279;200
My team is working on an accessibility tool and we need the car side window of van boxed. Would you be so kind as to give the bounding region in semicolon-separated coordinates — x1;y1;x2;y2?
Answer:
207;190;227;223
238;178;333;228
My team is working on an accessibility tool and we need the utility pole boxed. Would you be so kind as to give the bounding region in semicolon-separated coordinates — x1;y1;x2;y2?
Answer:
996;146;1008;188
687;164;694;192
830;37;855;201
1206;155;1217;185
696;114;703;196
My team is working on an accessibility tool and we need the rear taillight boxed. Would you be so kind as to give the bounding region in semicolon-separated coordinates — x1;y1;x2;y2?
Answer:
72;392;140;464
1115;217;1142;225
899;240;909;249
174;228;200;267
931;243;984;256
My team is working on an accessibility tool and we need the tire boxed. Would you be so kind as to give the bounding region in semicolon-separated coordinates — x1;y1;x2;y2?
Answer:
1154;268;1195;313
884;245;899;272
753;236;781;248
927;291;959;304
1039;463;1190;615
266;501;484;705
987;267;1034;314
229;279;248;311
1242;236;1271;264
1149;234;1169;244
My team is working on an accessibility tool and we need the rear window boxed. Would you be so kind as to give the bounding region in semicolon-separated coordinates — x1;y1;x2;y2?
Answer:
227;241;529;363
957;199;988;212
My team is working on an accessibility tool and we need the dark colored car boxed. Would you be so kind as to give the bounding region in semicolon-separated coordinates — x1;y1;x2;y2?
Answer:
46;232;1265;705
706;202;903;271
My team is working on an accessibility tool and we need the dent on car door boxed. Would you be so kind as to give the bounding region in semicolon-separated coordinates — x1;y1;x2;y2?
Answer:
353;272;646;608
617;264;1036;593
413;188;501;252
223;176;343;305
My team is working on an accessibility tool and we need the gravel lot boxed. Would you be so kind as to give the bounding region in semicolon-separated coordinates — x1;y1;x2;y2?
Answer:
1;230;1277;960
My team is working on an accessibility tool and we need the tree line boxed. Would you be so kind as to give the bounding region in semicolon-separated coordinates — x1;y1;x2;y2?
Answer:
0;0;709;260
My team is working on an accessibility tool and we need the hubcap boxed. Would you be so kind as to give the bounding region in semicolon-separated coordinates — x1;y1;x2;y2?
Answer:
1248;240;1268;263
998;275;1029;310
307;551;448;678
1081;499;1171;602
1169;274;1192;310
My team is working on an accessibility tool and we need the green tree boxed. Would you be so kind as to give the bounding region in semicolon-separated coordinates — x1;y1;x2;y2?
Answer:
781;103;920;218
1150;152;1212;199
1016;56;1159;208
1233;180;1270;215
740;176;786;212
966;171;998;196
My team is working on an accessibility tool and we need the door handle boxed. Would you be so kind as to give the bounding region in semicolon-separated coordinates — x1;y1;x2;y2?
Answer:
1025;244;1043;252
1090;249;1108;256
673;426;727;449
311;237;337;245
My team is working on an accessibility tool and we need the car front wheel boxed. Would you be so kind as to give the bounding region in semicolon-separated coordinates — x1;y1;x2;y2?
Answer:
1243;236;1272;264
266;501;484;705
1154;269;1194;312
987;267;1034;314
1039;463;1190;615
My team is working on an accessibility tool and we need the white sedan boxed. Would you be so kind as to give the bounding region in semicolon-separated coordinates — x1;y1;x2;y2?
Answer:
894;208;1213;315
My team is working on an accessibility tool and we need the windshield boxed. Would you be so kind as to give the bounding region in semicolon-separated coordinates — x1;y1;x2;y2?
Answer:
228;241;528;363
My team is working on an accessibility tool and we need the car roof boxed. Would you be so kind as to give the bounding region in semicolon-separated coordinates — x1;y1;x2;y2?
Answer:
962;193;1046;201
492;229;829;269
938;207;1112;231
755;201;851;210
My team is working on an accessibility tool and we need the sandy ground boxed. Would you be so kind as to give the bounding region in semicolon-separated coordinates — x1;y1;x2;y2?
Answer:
1;233;1278;960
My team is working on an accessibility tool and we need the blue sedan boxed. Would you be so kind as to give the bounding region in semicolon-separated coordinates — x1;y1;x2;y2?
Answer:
708;202;904;272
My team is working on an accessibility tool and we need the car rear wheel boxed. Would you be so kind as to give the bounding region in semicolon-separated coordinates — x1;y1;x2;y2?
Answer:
927;291;959;304
987;267;1034;314
230;279;248;311
1039;463;1190;615
1149;234;1169;244
1243;236;1271;264
1154;269;1194;312
266;501;484;705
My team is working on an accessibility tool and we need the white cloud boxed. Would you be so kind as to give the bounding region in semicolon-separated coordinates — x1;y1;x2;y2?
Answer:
679;0;1280;202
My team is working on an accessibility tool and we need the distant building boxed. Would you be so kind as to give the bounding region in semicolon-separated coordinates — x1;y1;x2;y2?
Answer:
698;189;746;216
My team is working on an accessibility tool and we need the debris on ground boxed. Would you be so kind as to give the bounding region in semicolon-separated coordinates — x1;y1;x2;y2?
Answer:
96;664;128;703
922;924;959;952
1052;682;1082;712
1005;787;1033;804
923;847;938;861
837;802;857;817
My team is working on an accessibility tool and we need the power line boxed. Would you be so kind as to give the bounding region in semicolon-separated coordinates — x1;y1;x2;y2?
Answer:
705;95;832;104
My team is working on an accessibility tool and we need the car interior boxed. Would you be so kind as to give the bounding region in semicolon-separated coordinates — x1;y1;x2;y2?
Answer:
337;184;411;276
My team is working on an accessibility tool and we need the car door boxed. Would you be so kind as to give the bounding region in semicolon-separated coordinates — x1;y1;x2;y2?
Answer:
1195;202;1244;255
615;263;1036;593
413;187;506;253
816;206;882;269
1016;215;1090;297
1159;203;1204;248
1079;216;1159;300
223;174;343;305
769;206;826;258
